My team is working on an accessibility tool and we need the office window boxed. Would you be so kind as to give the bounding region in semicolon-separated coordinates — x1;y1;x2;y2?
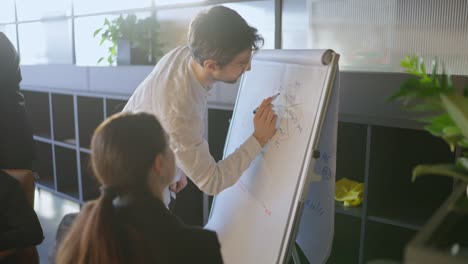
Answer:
156;1;275;53
18;20;73;64
156;0;207;6
75;15;118;66
224;1;275;49
156;7;205;52
75;12;152;66
0;0;16;23
16;0;72;21
73;0;152;15
282;0;468;75
0;24;18;51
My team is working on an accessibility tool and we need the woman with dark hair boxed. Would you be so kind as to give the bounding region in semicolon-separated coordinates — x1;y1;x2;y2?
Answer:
56;112;223;264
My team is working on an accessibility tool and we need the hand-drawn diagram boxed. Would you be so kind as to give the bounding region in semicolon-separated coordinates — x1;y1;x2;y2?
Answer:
271;80;305;148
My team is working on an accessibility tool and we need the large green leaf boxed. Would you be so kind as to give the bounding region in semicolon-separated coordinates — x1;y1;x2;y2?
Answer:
388;78;421;102
422;114;462;150
400;55;418;71
425;113;455;126
442;126;462;145
440;94;468;139
425;123;444;136
412;164;468;183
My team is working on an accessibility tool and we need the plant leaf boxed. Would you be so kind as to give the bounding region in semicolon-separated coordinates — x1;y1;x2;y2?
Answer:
443;137;461;152
442;126;462;137
440;94;468;139
93;14;162;65
424;115;453;136
93;28;102;38
425;114;455;126
109;45;116;56
413;164;468;183
99;37;106;46
424;115;462;149
425;124;444;137
456;157;468;172
459;138;468;148
400;55;424;77
97;57;104;64
400;55;414;69
419;57;426;75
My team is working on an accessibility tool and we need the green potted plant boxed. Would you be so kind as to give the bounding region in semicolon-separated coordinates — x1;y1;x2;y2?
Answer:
93;14;164;65
389;55;468;210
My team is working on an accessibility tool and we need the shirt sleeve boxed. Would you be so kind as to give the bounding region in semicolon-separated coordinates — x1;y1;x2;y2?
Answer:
0;177;44;250
161;105;262;195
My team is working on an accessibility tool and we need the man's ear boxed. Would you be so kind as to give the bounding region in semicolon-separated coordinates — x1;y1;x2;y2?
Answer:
152;154;163;175
203;59;218;72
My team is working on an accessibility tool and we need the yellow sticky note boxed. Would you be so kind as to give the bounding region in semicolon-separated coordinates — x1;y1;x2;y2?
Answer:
335;178;364;207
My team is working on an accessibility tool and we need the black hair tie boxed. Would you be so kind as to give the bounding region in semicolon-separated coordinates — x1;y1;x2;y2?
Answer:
100;185;119;199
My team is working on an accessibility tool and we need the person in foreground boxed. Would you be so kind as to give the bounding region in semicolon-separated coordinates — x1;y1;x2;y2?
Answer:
123;5;278;205
0;32;43;263
55;112;223;264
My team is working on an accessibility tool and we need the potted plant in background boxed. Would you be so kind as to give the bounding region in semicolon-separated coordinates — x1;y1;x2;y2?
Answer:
93;14;164;65
389;55;468;263
389;55;468;201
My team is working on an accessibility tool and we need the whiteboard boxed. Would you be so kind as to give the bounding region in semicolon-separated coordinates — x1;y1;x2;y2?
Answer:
205;49;339;264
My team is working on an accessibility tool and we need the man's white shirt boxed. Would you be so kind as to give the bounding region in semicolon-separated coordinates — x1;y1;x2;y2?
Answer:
123;45;262;205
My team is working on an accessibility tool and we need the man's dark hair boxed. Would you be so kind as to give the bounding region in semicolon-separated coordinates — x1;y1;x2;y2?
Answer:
188;6;264;67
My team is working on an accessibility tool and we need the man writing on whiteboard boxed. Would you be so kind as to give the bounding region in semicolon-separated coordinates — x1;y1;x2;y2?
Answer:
123;6;278;206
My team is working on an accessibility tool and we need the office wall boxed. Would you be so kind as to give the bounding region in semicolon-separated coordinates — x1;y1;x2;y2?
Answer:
282;0;468;75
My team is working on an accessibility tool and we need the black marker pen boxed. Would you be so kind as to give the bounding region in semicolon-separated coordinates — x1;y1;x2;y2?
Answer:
253;93;280;114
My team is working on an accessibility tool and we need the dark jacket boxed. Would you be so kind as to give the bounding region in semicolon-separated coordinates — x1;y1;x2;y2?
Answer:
51;190;224;264
115;191;224;263
0;32;34;170
0;170;44;250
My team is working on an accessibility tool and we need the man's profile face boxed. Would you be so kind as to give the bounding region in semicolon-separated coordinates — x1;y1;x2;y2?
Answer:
212;48;253;84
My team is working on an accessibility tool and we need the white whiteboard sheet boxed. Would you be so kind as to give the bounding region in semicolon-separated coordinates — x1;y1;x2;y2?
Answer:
205;50;338;264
